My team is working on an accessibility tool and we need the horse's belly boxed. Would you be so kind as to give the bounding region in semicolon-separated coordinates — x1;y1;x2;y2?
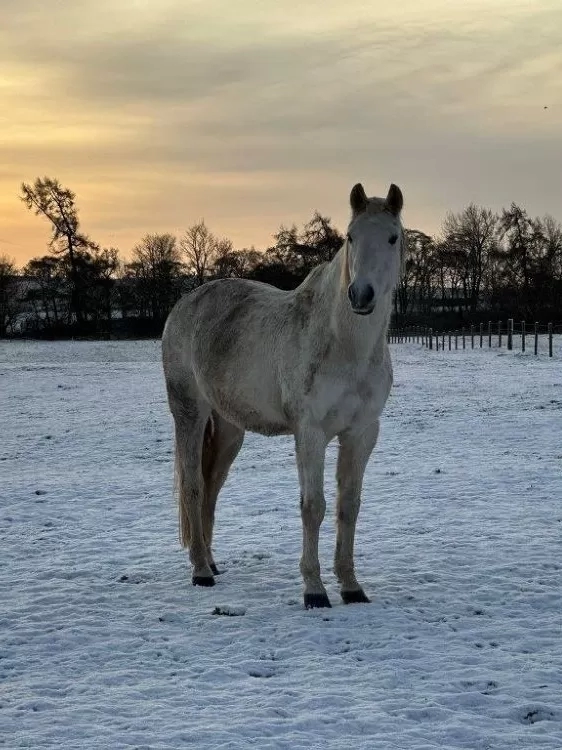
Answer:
207;382;291;436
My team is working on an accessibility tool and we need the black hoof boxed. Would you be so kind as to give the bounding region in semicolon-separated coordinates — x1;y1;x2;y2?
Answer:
341;589;371;604
192;575;215;587
210;563;222;576
304;593;332;609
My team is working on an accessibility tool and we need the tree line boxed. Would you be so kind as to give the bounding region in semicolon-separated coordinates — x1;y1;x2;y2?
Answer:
1;177;561;338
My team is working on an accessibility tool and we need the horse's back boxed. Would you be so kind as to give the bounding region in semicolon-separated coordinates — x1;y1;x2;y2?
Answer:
163;278;295;434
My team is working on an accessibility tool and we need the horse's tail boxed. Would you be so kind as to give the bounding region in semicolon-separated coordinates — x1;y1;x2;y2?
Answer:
174;438;191;548
175;415;215;548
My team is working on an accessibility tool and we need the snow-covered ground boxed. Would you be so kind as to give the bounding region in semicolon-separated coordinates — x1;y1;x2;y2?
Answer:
1;339;561;750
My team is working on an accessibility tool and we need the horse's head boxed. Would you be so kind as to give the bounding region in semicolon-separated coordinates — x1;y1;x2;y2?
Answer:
345;183;404;316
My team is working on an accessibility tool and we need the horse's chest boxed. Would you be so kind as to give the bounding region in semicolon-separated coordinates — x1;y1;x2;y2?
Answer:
311;369;386;433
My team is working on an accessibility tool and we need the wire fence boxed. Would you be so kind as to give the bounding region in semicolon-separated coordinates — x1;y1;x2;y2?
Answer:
388;320;561;357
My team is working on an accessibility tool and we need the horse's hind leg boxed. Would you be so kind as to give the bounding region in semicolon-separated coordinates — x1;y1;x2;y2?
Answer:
201;413;244;574
169;387;215;586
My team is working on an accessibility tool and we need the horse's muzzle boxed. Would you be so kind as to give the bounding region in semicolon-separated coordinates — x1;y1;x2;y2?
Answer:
348;282;375;315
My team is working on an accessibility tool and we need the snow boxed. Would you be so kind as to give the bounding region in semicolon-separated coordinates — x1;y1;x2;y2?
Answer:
1;338;561;750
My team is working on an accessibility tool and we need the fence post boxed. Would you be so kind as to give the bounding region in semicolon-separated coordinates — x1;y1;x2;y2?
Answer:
480;322;483;348
507;319;513;351
449;332;452;351
548;322;553;357
534;322;539;356
471;325;474;349
462;327;466;350
521;321;526;353
488;321;492;348
455;332;458;350
442;332;445;351
498;321;502;348
429;328;433;350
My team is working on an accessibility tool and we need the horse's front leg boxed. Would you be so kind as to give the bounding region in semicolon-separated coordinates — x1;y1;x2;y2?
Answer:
334;420;380;604
295;427;330;609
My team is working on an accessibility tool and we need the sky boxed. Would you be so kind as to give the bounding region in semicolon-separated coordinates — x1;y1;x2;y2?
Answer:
1;0;560;267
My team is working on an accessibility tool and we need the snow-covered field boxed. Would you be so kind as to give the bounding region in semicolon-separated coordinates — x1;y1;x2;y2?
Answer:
1;339;561;750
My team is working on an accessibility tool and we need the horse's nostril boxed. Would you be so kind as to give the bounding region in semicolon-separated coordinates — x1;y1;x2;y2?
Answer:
363;285;374;305
348;283;374;310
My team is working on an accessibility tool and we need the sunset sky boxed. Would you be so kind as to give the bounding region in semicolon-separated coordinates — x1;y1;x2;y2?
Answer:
1;0;560;267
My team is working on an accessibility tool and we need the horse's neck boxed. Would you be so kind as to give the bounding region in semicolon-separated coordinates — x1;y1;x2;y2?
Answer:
319;247;391;361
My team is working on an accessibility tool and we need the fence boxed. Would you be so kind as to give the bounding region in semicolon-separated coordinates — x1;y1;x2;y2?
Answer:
388;320;560;357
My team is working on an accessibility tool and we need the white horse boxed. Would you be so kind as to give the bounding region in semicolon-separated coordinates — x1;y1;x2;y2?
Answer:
162;182;405;608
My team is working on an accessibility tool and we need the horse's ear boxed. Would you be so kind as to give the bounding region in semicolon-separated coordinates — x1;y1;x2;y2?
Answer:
350;183;368;215
385;184;403;216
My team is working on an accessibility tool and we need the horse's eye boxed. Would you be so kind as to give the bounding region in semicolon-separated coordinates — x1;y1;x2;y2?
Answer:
346;233;352;243
389;234;398;245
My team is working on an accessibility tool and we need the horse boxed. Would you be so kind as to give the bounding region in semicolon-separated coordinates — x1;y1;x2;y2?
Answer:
162;182;405;608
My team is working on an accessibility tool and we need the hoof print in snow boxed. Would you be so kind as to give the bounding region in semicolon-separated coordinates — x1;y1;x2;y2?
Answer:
118;573;149;584
248;669;274;678
212;605;246;617
251;552;271;560
521;708;555;725
34;489;47;496
341;589;371;604
304;593;332;609
193;575;215;587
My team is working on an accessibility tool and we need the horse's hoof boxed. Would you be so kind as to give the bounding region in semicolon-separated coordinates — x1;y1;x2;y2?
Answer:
341;589;370;604
304;593;332;609
192;575;215;587
210;563;222;576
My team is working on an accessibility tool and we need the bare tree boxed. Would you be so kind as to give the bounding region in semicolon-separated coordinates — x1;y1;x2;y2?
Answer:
395;230;436;315
24;255;67;329
20;177;97;326
498;203;540;315
299;212;343;268
87;247;120;332
0;256;22;337
129;233;182;321
265;212;343;283
534;214;562;280
441;205;500;312
180;221;219;286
